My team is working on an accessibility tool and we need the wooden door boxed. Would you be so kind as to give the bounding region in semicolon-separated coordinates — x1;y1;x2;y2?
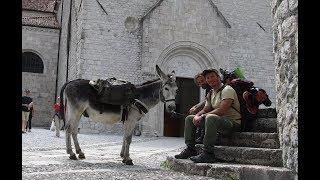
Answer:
164;77;199;137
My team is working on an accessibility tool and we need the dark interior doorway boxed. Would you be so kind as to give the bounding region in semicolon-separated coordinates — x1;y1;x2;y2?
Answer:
164;77;200;137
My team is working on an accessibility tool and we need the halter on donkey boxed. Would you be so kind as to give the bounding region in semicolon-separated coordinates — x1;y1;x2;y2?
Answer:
59;65;178;165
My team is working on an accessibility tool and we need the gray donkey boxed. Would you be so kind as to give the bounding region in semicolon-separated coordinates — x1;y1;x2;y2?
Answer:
59;65;178;165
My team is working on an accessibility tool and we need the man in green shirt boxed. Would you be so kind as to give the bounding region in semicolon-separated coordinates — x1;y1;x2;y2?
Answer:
175;68;241;163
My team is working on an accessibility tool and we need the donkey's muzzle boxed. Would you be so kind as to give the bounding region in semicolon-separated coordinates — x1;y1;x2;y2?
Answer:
167;104;176;112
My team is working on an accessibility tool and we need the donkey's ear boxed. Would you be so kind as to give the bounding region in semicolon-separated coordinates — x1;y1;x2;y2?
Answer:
156;65;168;81
170;70;176;81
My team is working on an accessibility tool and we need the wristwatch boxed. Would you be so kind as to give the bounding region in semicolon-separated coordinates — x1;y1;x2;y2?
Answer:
201;114;206;119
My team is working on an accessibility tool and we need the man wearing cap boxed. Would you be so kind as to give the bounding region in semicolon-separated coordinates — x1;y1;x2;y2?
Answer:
175;68;241;163
22;89;33;133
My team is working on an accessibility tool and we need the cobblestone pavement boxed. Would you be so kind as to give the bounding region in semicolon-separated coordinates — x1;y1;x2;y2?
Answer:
23;128;216;179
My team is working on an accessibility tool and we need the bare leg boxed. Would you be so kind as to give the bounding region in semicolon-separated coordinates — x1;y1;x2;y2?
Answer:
54;116;60;137
22;120;27;132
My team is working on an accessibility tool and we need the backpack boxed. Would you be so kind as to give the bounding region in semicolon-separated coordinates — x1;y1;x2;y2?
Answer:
89;77;137;106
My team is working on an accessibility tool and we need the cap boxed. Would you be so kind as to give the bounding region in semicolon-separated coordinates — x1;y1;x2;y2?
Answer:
202;68;220;77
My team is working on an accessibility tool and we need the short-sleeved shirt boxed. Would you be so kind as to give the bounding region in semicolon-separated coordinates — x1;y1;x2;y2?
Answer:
22;96;33;112
205;85;241;124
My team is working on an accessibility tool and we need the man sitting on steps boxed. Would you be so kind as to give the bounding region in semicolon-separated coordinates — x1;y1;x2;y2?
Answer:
188;72;212;144
174;68;241;163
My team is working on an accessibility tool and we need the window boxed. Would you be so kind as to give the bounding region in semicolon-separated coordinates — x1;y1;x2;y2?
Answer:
22;52;44;73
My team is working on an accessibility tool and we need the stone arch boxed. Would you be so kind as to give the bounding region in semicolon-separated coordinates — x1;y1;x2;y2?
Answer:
149;41;220;136
156;41;219;76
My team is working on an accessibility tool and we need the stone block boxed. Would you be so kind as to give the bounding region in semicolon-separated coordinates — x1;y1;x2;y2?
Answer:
289;126;298;148
271;0;280;13
253;118;277;133
207;164;241;179
280;40;291;60
219;132;279;149
166;157;295;180
281;15;297;38
274;0;289;20
288;0;298;11
195;145;282;166
257;108;277;118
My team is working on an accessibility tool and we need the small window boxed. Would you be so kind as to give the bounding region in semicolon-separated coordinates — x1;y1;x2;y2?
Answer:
22;52;44;73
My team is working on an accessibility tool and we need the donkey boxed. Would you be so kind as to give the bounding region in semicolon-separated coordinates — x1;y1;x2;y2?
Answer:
59;65;178;165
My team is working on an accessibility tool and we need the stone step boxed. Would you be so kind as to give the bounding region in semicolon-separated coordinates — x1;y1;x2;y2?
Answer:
257;108;277;118
166;157;295;180
195;145;282;167
253;118;277;133
218;132;280;149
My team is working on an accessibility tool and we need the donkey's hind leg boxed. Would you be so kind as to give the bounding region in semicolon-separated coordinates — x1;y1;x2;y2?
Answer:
65;125;77;160
72;132;85;159
65;104;83;160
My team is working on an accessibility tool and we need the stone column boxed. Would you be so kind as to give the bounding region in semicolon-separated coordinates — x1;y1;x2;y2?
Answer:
271;0;298;173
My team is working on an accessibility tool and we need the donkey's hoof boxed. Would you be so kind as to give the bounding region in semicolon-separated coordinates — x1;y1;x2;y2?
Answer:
122;159;133;165
69;154;78;160
78;153;86;159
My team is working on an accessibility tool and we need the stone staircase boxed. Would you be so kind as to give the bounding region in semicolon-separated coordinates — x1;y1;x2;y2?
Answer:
165;108;296;180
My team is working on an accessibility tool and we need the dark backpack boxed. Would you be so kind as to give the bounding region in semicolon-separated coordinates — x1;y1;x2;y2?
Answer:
228;79;254;113
90;78;137;106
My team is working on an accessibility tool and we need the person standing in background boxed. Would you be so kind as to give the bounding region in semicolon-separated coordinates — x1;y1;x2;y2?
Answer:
22;89;33;133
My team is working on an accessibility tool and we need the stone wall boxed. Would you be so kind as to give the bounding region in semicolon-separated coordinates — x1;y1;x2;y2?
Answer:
210;0;276;107
22;26;60;127
271;0;298;173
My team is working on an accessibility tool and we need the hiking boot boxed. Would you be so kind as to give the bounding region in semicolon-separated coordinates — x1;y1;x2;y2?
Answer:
190;151;216;163
195;137;203;144
174;147;197;159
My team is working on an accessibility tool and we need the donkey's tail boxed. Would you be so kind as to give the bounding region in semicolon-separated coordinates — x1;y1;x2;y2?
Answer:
59;81;69;129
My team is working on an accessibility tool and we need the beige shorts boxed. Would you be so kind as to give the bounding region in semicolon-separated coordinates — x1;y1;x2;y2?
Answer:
22;111;30;122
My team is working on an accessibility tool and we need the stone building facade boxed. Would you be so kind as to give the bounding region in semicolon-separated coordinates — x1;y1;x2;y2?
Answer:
58;0;276;136
22;0;61;127
272;0;298;173
22;0;277;135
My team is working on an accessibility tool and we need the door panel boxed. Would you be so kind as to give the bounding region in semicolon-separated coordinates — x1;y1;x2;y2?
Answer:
164;77;199;137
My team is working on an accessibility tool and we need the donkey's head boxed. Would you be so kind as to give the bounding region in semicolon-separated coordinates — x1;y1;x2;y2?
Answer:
156;65;178;113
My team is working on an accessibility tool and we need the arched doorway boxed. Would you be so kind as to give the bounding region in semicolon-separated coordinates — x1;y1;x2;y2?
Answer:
157;41;219;137
22;51;44;73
